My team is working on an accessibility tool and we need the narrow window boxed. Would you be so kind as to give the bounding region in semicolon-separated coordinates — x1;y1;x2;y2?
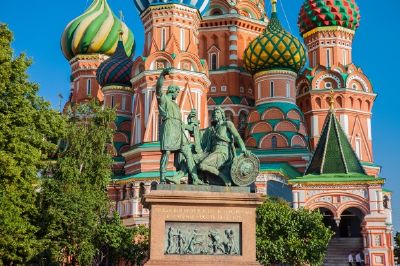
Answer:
326;49;331;68
161;28;167;50
271;136;277;149
312;51;316;67
147;32;151;51
111;95;115;108
221;85;227;92
86;79;92;96
240;86;244;93
270;81;274;97
180;28;185;51
122;95;126;110
286;81;290;98
257;83;261;99
210;53;217;70
131;95;135;113
355;138;361;159
343;50;347;65
210;86;216;93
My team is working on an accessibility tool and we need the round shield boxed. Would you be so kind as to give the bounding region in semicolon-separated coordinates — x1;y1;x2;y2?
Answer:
231;153;260;187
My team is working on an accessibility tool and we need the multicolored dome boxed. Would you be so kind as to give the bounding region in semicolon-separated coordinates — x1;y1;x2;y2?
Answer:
244;3;306;74
298;0;360;35
133;0;210;15
96;39;134;87
61;0;135;60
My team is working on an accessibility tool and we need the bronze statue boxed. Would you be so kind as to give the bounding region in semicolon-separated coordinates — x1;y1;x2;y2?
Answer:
156;68;259;187
156;68;203;185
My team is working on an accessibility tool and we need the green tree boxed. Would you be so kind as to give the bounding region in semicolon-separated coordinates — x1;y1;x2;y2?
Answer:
395;231;400;261
256;198;334;266
0;24;64;264
95;213;149;265
39;102;116;265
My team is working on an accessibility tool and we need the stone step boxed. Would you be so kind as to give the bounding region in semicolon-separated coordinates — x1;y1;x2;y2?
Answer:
323;237;363;266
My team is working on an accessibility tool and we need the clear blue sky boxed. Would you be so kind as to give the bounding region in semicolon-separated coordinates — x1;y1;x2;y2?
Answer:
1;0;398;230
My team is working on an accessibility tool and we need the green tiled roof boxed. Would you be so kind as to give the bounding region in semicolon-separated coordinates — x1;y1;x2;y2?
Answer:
305;109;366;175
251;148;310;156
209;96;253;106
113;170;176;181
290;173;383;184
260;162;301;179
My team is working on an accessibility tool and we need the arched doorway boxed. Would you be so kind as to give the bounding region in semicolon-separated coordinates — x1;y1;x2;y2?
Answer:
318;207;339;236
339;207;364;237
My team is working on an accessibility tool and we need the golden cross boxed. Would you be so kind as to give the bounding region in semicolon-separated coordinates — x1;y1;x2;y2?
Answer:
329;87;335;110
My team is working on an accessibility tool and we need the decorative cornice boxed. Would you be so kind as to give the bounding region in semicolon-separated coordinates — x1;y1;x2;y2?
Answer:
69;54;109;64
302;26;355;39
254;69;297;79
102;85;133;93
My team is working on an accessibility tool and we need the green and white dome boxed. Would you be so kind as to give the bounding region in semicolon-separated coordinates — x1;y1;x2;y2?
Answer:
61;0;135;60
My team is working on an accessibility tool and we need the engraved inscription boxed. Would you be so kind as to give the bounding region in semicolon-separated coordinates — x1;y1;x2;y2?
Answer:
160;207;252;221
164;222;241;256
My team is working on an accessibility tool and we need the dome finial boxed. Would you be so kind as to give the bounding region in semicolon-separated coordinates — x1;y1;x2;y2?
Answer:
271;0;277;13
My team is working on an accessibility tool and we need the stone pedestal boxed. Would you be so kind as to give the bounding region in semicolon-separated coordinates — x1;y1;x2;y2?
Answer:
144;185;264;266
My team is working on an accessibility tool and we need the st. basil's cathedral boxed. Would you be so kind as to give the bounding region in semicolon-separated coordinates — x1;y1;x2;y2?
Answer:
61;0;395;264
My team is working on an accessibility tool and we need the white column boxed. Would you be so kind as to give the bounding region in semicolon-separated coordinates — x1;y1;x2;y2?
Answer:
340;114;349;136
311;115;319;137
367;118;372;140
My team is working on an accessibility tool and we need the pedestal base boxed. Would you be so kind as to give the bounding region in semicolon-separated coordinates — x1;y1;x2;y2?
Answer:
144;185;264;266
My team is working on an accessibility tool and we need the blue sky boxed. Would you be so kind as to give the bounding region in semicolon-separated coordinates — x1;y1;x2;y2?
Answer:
1;0;399;230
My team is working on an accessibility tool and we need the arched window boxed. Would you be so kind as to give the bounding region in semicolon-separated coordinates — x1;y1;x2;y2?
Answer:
86;79;92;96
383;195;389;209
111;95;115;108
239;112;247;138
271;136;277;149
180;28;185;51
210;53;217;70
270;81;274;97
139;183;145;198
326;49;332;68
122;95;126;110
161;28;167;50
286;81;290;98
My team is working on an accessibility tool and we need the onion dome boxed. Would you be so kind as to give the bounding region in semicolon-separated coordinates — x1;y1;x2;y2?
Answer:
61;0;135;60
243;0;306;75
133;0;210;15
298;0;360;35
96;38;133;87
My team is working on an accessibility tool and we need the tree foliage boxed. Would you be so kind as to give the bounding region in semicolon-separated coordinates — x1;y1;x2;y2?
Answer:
395;231;400;260
0;23;65;264
38;102;149;265
39;102;115;264
256;198;334;266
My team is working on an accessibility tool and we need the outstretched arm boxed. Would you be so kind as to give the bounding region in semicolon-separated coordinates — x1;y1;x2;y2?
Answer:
156;67;172;98
227;121;250;156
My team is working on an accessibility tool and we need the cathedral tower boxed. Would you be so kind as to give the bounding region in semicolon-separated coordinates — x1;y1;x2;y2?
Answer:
295;0;377;175
61;0;134;105
124;0;211;175
242;0;310;196
198;0;267;133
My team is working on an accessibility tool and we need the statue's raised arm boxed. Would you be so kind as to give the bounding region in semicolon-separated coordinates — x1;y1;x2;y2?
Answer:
156;67;172;99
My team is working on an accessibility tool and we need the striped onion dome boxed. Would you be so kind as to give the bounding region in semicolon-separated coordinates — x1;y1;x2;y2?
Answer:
61;0;135;60
298;0;360;35
96;39;133;87
133;0;210;15
244;2;306;74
